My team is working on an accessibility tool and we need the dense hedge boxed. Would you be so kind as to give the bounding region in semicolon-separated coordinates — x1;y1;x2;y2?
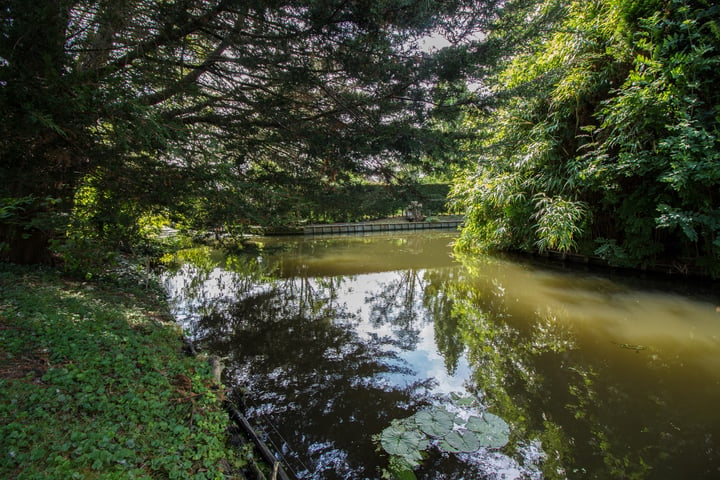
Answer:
297;183;451;224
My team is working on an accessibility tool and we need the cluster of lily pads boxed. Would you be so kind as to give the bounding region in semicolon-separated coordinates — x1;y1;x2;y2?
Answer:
378;394;510;473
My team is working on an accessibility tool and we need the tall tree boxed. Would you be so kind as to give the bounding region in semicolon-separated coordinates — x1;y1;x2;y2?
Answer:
1;0;499;263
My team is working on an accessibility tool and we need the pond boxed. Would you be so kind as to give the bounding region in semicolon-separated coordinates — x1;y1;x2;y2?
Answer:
162;231;720;479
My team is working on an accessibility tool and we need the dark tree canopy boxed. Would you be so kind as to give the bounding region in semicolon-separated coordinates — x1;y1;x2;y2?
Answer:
1;0;498;263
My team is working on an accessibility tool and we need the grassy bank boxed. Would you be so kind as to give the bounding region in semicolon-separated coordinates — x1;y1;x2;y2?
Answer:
0;263;244;479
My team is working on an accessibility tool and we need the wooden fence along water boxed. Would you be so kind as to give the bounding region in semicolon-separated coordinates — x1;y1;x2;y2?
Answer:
302;219;463;235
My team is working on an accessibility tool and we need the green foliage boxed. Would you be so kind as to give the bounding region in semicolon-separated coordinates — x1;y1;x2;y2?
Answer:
533;194;587;253
0;196;59;225
0;265;243;479
51;234;119;281
453;0;720;275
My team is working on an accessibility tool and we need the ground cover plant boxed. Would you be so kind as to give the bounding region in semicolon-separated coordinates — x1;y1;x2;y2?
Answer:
0;264;243;479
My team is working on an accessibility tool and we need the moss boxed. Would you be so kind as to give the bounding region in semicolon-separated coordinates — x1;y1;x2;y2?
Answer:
0;264;245;479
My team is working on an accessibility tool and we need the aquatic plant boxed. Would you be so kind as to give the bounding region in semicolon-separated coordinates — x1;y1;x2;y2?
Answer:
377;395;510;478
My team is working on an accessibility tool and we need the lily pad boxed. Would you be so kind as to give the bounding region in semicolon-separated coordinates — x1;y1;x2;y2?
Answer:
380;426;427;457
450;392;479;407
399;446;425;467
465;413;510;448
413;407;456;437
440;429;481;453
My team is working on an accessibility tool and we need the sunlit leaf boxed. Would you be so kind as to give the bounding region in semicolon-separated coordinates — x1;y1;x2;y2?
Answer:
391;466;418;480
388;455;419;480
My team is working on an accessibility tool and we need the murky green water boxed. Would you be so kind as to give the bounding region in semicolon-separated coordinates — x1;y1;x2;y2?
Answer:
163;231;720;479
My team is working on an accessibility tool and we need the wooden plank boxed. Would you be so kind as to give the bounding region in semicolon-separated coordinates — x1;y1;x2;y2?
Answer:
227;405;294;480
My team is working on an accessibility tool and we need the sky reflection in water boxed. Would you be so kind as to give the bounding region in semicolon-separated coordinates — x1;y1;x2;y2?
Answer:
163;231;720;480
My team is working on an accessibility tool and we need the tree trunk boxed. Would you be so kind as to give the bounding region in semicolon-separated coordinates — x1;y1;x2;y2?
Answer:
0;225;54;265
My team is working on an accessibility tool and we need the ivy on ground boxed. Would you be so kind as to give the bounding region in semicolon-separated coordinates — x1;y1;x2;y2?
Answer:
0;264;244;479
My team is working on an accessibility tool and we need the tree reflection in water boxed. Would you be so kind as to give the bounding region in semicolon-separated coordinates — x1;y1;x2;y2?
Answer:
196;275;440;479
366;269;425;351
448;252;720;480
163;234;720;480
165;246;537;479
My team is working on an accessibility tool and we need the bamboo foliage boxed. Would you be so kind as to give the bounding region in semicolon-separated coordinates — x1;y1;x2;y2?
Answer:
453;0;720;274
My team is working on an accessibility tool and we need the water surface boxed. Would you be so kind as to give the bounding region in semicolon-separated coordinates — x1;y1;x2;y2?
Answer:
163;231;720;479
